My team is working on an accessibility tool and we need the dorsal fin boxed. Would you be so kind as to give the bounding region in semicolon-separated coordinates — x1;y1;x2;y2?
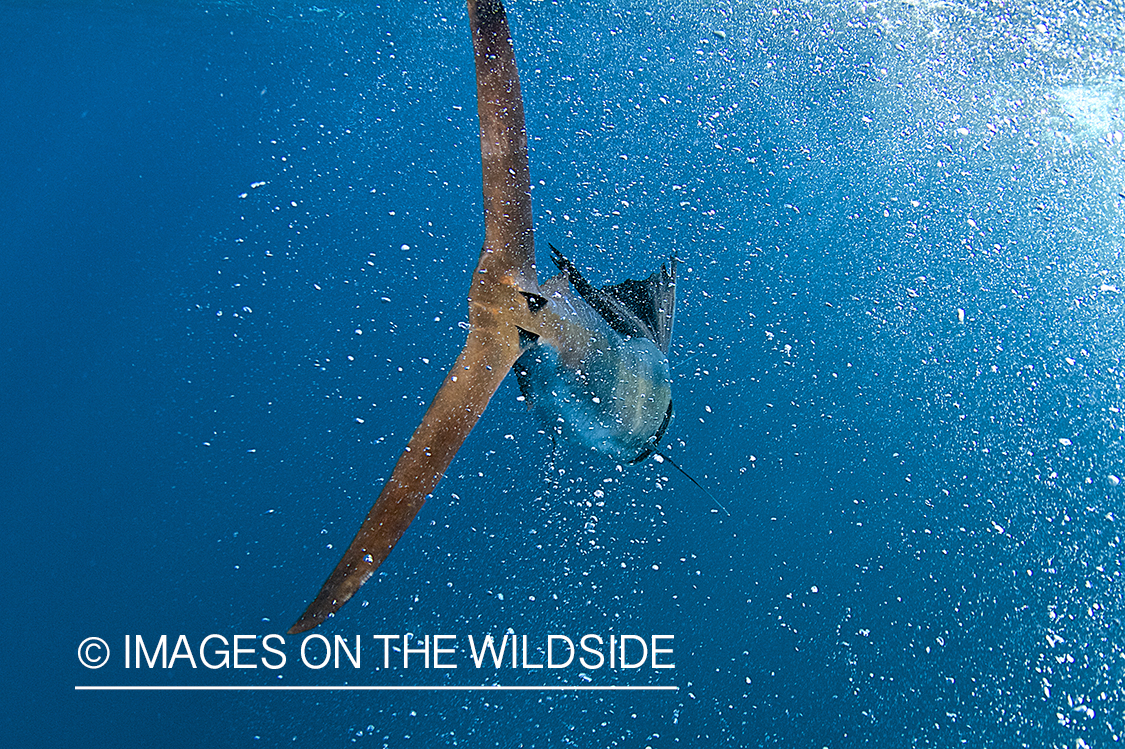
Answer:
549;244;677;354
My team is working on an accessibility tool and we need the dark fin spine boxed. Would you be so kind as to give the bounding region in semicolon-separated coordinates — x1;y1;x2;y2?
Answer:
549;243;677;352
549;244;600;301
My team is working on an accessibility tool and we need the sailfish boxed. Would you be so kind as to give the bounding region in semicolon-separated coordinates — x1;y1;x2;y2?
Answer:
288;0;677;634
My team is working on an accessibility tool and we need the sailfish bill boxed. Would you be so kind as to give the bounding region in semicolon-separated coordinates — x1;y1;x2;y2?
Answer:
288;0;678;634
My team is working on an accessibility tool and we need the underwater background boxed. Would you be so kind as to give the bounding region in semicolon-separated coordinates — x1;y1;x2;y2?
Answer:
3;0;1123;746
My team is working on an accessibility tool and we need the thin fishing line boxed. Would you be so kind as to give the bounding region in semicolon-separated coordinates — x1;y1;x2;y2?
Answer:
653;447;731;516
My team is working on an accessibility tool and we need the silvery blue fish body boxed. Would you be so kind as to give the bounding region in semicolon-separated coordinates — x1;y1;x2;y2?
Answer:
516;246;677;464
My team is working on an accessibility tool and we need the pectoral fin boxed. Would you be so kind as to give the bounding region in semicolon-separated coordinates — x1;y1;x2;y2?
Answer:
288;326;522;634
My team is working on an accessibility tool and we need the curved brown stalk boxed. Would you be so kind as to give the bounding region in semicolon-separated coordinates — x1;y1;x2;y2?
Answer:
289;0;536;634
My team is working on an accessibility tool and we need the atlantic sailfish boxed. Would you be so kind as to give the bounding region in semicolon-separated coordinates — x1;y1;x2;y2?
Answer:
288;0;677;634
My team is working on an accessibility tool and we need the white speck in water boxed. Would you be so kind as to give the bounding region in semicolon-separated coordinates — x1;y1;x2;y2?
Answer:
1058;438;1072;446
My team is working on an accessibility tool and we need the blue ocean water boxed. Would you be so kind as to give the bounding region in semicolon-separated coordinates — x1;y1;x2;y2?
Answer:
3;0;1123;746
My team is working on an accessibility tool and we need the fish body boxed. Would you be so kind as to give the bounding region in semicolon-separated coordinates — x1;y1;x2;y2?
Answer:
517;264;674;464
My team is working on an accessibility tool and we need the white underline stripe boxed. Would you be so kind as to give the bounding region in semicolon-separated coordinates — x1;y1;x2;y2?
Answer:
75;685;678;692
